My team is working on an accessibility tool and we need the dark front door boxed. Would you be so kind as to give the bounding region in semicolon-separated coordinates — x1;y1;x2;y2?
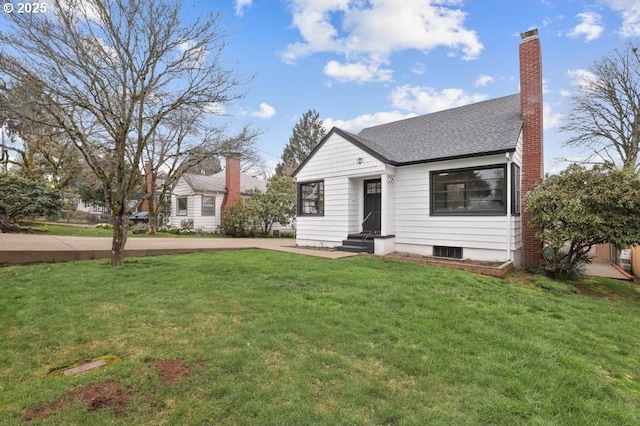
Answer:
363;179;381;234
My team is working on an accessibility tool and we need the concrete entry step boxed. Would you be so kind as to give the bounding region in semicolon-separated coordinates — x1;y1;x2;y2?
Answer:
337;237;374;254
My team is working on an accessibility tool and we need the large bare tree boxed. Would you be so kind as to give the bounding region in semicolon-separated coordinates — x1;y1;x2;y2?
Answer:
562;41;640;171
0;0;247;264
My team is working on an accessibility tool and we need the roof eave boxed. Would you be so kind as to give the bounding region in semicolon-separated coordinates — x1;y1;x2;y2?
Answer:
393;148;517;167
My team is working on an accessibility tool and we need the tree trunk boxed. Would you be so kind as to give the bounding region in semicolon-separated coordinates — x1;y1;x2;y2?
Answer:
0;214;21;233
145;173;159;235
147;193;158;235
110;210;129;266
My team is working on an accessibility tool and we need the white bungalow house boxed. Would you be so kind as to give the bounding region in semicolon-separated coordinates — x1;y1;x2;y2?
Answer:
293;29;545;268
169;157;266;232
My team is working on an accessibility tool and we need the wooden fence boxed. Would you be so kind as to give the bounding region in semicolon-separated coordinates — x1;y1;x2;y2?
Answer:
631;246;640;280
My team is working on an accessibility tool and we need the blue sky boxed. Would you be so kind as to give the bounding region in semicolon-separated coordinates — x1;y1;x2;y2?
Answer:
182;0;640;174
2;1;638;175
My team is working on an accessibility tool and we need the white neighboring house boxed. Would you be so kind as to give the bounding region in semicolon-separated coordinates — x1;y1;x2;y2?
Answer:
74;200;108;216
169;157;266;232
293;30;545;268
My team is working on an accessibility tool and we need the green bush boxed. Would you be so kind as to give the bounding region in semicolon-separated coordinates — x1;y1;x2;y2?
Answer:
221;198;260;237
0;173;62;230
526;163;640;277
180;219;194;231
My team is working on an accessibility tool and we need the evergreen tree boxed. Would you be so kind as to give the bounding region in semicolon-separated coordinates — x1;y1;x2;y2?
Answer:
276;109;326;176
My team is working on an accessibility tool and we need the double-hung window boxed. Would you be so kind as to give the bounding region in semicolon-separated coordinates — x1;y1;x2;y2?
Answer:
298;180;324;216
431;165;507;215
176;196;188;216
202;196;215;216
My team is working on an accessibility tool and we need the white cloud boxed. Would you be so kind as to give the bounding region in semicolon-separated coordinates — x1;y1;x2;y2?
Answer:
475;74;494;87
178;41;207;69
568;12;604;42
234;0;253;17
56;0;101;22
559;89;571;97
390;85;488;114
601;0;640;37
543;102;563;130
250;103;276;119
283;0;483;83
324;111;418;134
410;63;426;75
204;102;226;115
323;59;393;83
566;68;597;90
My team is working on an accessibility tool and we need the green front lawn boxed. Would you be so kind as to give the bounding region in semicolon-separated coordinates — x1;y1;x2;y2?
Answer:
1;251;639;425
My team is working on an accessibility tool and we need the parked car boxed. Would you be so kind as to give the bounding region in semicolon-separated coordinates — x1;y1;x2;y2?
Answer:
130;211;149;224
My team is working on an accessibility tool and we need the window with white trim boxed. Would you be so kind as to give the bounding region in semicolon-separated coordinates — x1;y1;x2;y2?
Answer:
177;196;188;216
202;196;215;216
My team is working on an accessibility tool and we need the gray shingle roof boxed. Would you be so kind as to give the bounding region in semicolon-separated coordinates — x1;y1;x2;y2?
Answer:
355;93;523;164
183;171;266;193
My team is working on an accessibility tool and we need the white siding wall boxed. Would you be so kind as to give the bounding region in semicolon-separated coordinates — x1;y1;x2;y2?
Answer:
347;178;360;233
394;153;521;263
296;133;386;247
194;194;220;232
169;177;222;232
170;178;192;229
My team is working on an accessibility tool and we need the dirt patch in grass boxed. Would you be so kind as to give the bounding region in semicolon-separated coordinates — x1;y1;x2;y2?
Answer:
149;358;204;385
24;381;133;422
24;358;205;422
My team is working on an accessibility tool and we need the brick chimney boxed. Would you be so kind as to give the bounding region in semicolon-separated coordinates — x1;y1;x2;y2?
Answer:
141;162;153;212
519;29;544;268
221;156;241;212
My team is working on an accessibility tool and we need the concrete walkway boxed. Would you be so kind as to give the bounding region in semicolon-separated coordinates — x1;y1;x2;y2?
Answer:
585;260;634;281
0;234;357;265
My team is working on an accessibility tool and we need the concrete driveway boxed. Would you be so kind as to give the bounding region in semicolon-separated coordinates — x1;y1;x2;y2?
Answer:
0;234;357;265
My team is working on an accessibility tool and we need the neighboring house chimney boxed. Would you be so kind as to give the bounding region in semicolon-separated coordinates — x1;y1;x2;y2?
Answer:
221;156;241;212
519;28;544;268
141;162;153;212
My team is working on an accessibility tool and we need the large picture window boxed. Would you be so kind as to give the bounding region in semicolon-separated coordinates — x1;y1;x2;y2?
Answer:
176;196;188;216
431;165;506;215
202;196;215;216
298;180;324;216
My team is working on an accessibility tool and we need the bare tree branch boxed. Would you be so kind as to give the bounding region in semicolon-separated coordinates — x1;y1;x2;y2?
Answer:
562;41;640;172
